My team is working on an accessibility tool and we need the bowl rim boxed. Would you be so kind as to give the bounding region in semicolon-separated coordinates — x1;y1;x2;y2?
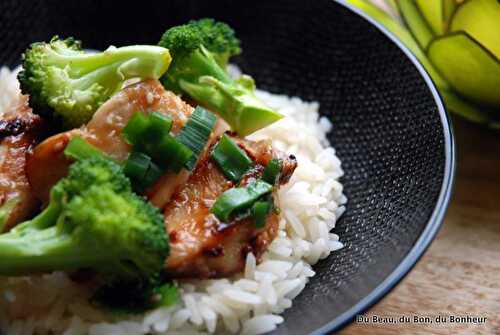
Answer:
311;1;456;333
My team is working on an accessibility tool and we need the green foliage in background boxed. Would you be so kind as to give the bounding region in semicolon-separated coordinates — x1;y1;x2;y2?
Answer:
346;0;500;128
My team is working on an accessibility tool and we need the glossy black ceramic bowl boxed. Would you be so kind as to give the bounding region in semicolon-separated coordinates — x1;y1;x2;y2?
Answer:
0;0;454;333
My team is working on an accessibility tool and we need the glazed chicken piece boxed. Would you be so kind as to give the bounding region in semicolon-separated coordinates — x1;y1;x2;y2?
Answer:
26;78;297;278
165;135;297;278
26;79;222;208
0;96;44;232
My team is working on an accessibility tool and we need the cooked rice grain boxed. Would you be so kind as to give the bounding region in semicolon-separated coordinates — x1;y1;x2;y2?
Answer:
0;66;21;116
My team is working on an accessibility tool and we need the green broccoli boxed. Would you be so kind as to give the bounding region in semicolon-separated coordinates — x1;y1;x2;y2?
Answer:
159;19;282;136
0;156;168;295
190;18;241;67
18;36;171;128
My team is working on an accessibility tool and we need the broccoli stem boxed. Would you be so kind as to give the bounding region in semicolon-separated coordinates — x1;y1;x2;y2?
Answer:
69;62;124;93
11;200;62;235
64;136;108;162
48;46;171;79
19;39;172;128
0;197;79;276
165;46;282;136
63;52;170;100
0;201;142;278
0;183;105;276
164;46;230;93
0;226;93;276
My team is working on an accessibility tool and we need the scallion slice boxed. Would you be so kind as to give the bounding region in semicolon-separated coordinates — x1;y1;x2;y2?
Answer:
210;180;273;222
151;134;193;172
146;112;173;141
64;136;106;161
262;159;282;184
129;160;163;193
122;111;194;173
177;106;216;170
123;152;151;181
122;112;150;145
252;200;272;228
141;160;163;189
211;134;253;182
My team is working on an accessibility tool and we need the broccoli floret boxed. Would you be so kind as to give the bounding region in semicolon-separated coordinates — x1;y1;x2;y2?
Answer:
18;36;171;128
0;156;168;295
94;280;179;314
185;18;241;67
159;20;282;136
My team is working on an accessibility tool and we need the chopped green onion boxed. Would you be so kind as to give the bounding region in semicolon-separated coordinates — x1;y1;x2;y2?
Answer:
130;161;163;193
141;161;163;189
177;106;217;170
252;200;272;228
123;112;173;145
262;159;282;184
123;152;164;192
122;112;150;145
153;283;179;308
123;152;151;181
146;112;173;141
210;181;273;222
64;136;106;161
211;134;253;182
151;135;193;172
122;111;194;173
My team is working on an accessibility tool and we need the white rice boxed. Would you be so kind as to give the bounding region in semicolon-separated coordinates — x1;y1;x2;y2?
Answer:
0;66;346;335
0;66;22;117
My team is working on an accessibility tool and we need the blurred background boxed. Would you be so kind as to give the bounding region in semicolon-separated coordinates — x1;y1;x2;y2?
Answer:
341;1;500;334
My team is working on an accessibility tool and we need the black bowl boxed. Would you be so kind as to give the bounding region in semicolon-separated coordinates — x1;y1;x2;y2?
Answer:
0;0;454;333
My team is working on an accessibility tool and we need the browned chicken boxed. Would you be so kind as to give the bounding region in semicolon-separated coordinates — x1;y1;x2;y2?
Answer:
165;135;297;278
26;79;218;208
25;79;297;279
0;96;44;232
